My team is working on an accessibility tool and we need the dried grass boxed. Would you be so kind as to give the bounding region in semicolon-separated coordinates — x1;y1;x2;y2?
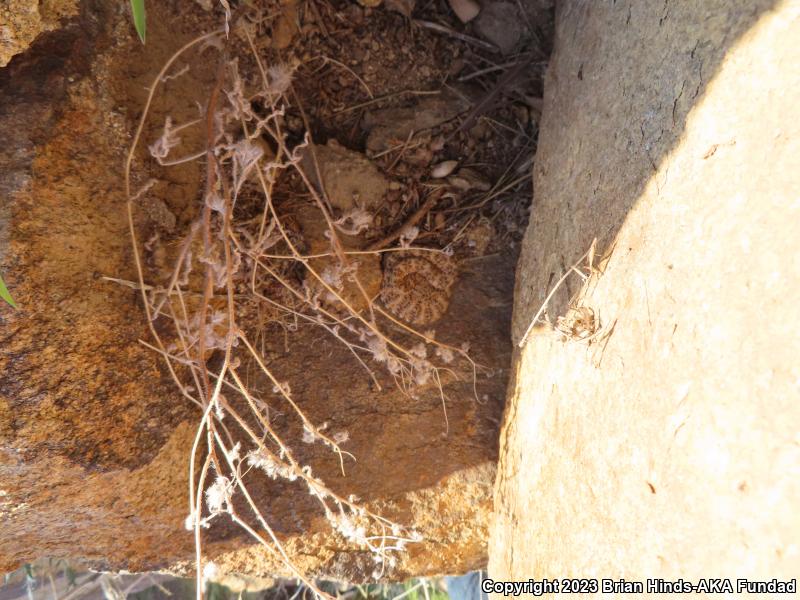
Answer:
119;10;481;599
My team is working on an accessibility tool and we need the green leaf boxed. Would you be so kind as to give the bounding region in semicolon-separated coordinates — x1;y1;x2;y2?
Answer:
130;0;146;44
0;272;16;309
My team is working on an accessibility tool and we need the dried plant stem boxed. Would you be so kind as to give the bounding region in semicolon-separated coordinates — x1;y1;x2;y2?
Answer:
307;55;374;99
124;31;222;411
210;429;328;597
333;89;440;115
368;189;444;251
517;240;597;348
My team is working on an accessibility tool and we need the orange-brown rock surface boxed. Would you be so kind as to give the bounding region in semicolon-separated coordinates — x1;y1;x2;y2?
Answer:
0;0;79;67
0;2;510;580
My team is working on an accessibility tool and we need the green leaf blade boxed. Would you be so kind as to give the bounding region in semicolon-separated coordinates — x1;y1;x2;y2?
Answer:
130;0;146;44
0;273;16;309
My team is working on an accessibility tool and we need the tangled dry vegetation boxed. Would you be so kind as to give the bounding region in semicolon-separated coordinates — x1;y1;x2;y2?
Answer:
108;1;552;596
117;7;506;597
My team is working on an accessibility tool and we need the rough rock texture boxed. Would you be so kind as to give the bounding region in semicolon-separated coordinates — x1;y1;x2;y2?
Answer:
363;90;471;155
473;2;523;55
0;0;79;67
490;0;799;584
0;1;511;580
302;139;390;211
294;204;384;314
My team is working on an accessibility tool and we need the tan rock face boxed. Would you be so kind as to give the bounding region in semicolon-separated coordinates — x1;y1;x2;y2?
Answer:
302;140;390;212
294;204;384;315
0;0;79;67
362;90;471;155
491;0;799;585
